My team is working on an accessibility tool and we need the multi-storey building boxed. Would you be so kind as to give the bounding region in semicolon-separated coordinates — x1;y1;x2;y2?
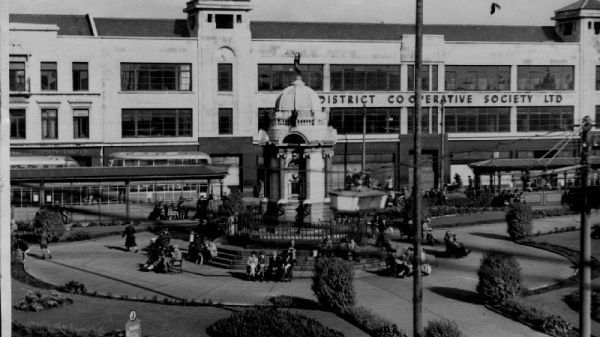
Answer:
7;0;600;193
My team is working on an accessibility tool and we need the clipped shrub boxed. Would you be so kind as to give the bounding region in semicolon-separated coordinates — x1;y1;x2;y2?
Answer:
63;229;92;242
312;257;355;312
505;202;533;240
16;221;35;232
424;319;464;337
476;252;521;304
564;289;600;321
267;295;319;309
341;306;406;337
33;209;65;241
542;314;575;337
496;298;578;337
207;307;343;337
60;281;87;294
16;290;71;311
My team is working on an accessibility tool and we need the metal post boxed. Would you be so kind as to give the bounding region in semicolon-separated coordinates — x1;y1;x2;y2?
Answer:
439;103;445;190
413;0;424;335
580;116;592;337
397;112;402;191
0;0;12;334
125;180;131;222
362;103;367;173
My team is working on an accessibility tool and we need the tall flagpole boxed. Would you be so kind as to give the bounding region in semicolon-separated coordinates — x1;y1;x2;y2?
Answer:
0;1;12;336
413;0;424;336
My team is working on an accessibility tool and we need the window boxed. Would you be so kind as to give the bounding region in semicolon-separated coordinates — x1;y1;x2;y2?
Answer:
9;62;26;91
258;64;323;91
258;108;271;131
595;22;600;35
41;109;58;139
218;108;233;134
407;65;438;91
444;107;510;133
517;106;574;132
41;62;57;91
215;14;233;29
597;106;600;129
10;109;26;139
445;66;510;91
73;109;89;138
121;63;191;91
329;107;400;134
517;66;574;90
596;66;600;90
218;63;232;91
407;107;439;134
236;15;242;23
121;109;192;137
330;65;400;91
72;62;88;91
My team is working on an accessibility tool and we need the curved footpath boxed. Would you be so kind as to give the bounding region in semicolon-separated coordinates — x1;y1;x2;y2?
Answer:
18;212;600;337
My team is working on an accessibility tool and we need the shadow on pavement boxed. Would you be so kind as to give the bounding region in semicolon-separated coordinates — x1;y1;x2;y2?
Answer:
469;232;510;241
105;245;130;252
428;286;482;305
228;271;248;281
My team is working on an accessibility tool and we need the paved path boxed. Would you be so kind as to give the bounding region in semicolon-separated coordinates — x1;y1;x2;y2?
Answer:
22;213;600;337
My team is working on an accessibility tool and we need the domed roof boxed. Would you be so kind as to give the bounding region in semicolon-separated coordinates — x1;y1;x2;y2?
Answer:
274;77;322;112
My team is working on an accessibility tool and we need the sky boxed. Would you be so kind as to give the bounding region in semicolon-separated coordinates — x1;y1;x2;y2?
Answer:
10;0;573;26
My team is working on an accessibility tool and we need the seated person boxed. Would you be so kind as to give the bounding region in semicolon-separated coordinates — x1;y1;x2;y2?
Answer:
156;230;171;250
281;251;294;282
394;247;414;278
267;251;281;281
203;238;218;262
422;218;437;245
143;246;168;272
246;251;259;281
256;251;268;281
319;235;333;257
187;235;204;264
444;231;471;258
166;245;183;272
348;238;360;262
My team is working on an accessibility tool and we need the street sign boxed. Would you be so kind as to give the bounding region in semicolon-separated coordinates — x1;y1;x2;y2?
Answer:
126;311;141;337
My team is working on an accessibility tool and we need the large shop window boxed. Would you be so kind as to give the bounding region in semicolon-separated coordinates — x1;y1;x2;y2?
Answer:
596;106;600;129
517;106;574;132
121;63;191;91
445;65;510;91
330;65;400;91
329;107;400;134
444;107;510;133
258;64;323;91
596;66;600;90
517;66;574;91
407;65;438;91
41;62;57;91
10;109;26;139
9;61;26;91
72;62;89;91
41;109;58;139
407;107;439;134
121;109;192;137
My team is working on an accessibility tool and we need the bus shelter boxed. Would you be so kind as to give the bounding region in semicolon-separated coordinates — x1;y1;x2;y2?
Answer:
468;157;600;191
11;165;229;221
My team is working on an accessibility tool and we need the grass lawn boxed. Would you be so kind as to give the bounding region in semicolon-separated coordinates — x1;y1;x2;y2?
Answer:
529;230;600;260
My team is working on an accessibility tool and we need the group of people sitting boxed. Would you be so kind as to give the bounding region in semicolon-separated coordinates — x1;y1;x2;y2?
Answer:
318;235;361;261
140;230;183;273
444;231;471;258
246;241;297;282
148;199;187;221
386;246;432;278
187;232;218;265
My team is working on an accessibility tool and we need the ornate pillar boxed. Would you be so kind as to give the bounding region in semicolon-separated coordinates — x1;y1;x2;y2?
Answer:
277;150;287;200
322;149;334;199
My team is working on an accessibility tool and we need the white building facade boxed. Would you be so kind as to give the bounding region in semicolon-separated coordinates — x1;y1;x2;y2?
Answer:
7;0;600;193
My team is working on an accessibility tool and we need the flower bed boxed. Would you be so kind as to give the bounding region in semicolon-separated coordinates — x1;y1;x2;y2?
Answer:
16;290;72;312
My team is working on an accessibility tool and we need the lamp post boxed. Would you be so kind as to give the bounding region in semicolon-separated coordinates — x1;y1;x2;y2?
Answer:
362;103;367;173
439;102;445;190
413;0;424;335
580;116;592;337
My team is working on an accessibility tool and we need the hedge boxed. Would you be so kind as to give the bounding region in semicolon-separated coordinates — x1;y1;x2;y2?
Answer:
207;307;343;337
12;322;125;337
341;306;406;337
423;319;464;337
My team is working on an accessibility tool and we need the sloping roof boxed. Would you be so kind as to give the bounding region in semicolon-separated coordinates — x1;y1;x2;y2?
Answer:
557;0;600;12
10;165;229;182
469;157;600;172
250;22;562;42
9;14;92;36
94;18;190;38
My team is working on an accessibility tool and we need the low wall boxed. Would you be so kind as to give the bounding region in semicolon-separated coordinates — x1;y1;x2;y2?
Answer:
522;191;563;206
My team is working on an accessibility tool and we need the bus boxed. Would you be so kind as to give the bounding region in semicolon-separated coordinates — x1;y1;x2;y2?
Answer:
10;155;80;169
107;151;212;167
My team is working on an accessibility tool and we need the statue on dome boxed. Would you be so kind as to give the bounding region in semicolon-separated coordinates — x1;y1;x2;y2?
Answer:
292;51;301;76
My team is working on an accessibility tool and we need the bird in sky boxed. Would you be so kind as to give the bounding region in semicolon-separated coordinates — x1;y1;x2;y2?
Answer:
491;2;501;14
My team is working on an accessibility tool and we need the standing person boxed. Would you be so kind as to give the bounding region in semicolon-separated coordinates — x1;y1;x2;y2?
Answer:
15;235;30;262
122;222;138;253
39;230;52;259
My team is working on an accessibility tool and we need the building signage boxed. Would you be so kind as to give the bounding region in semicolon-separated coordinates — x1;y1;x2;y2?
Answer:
316;92;569;107
125;311;141;337
10;148;99;157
